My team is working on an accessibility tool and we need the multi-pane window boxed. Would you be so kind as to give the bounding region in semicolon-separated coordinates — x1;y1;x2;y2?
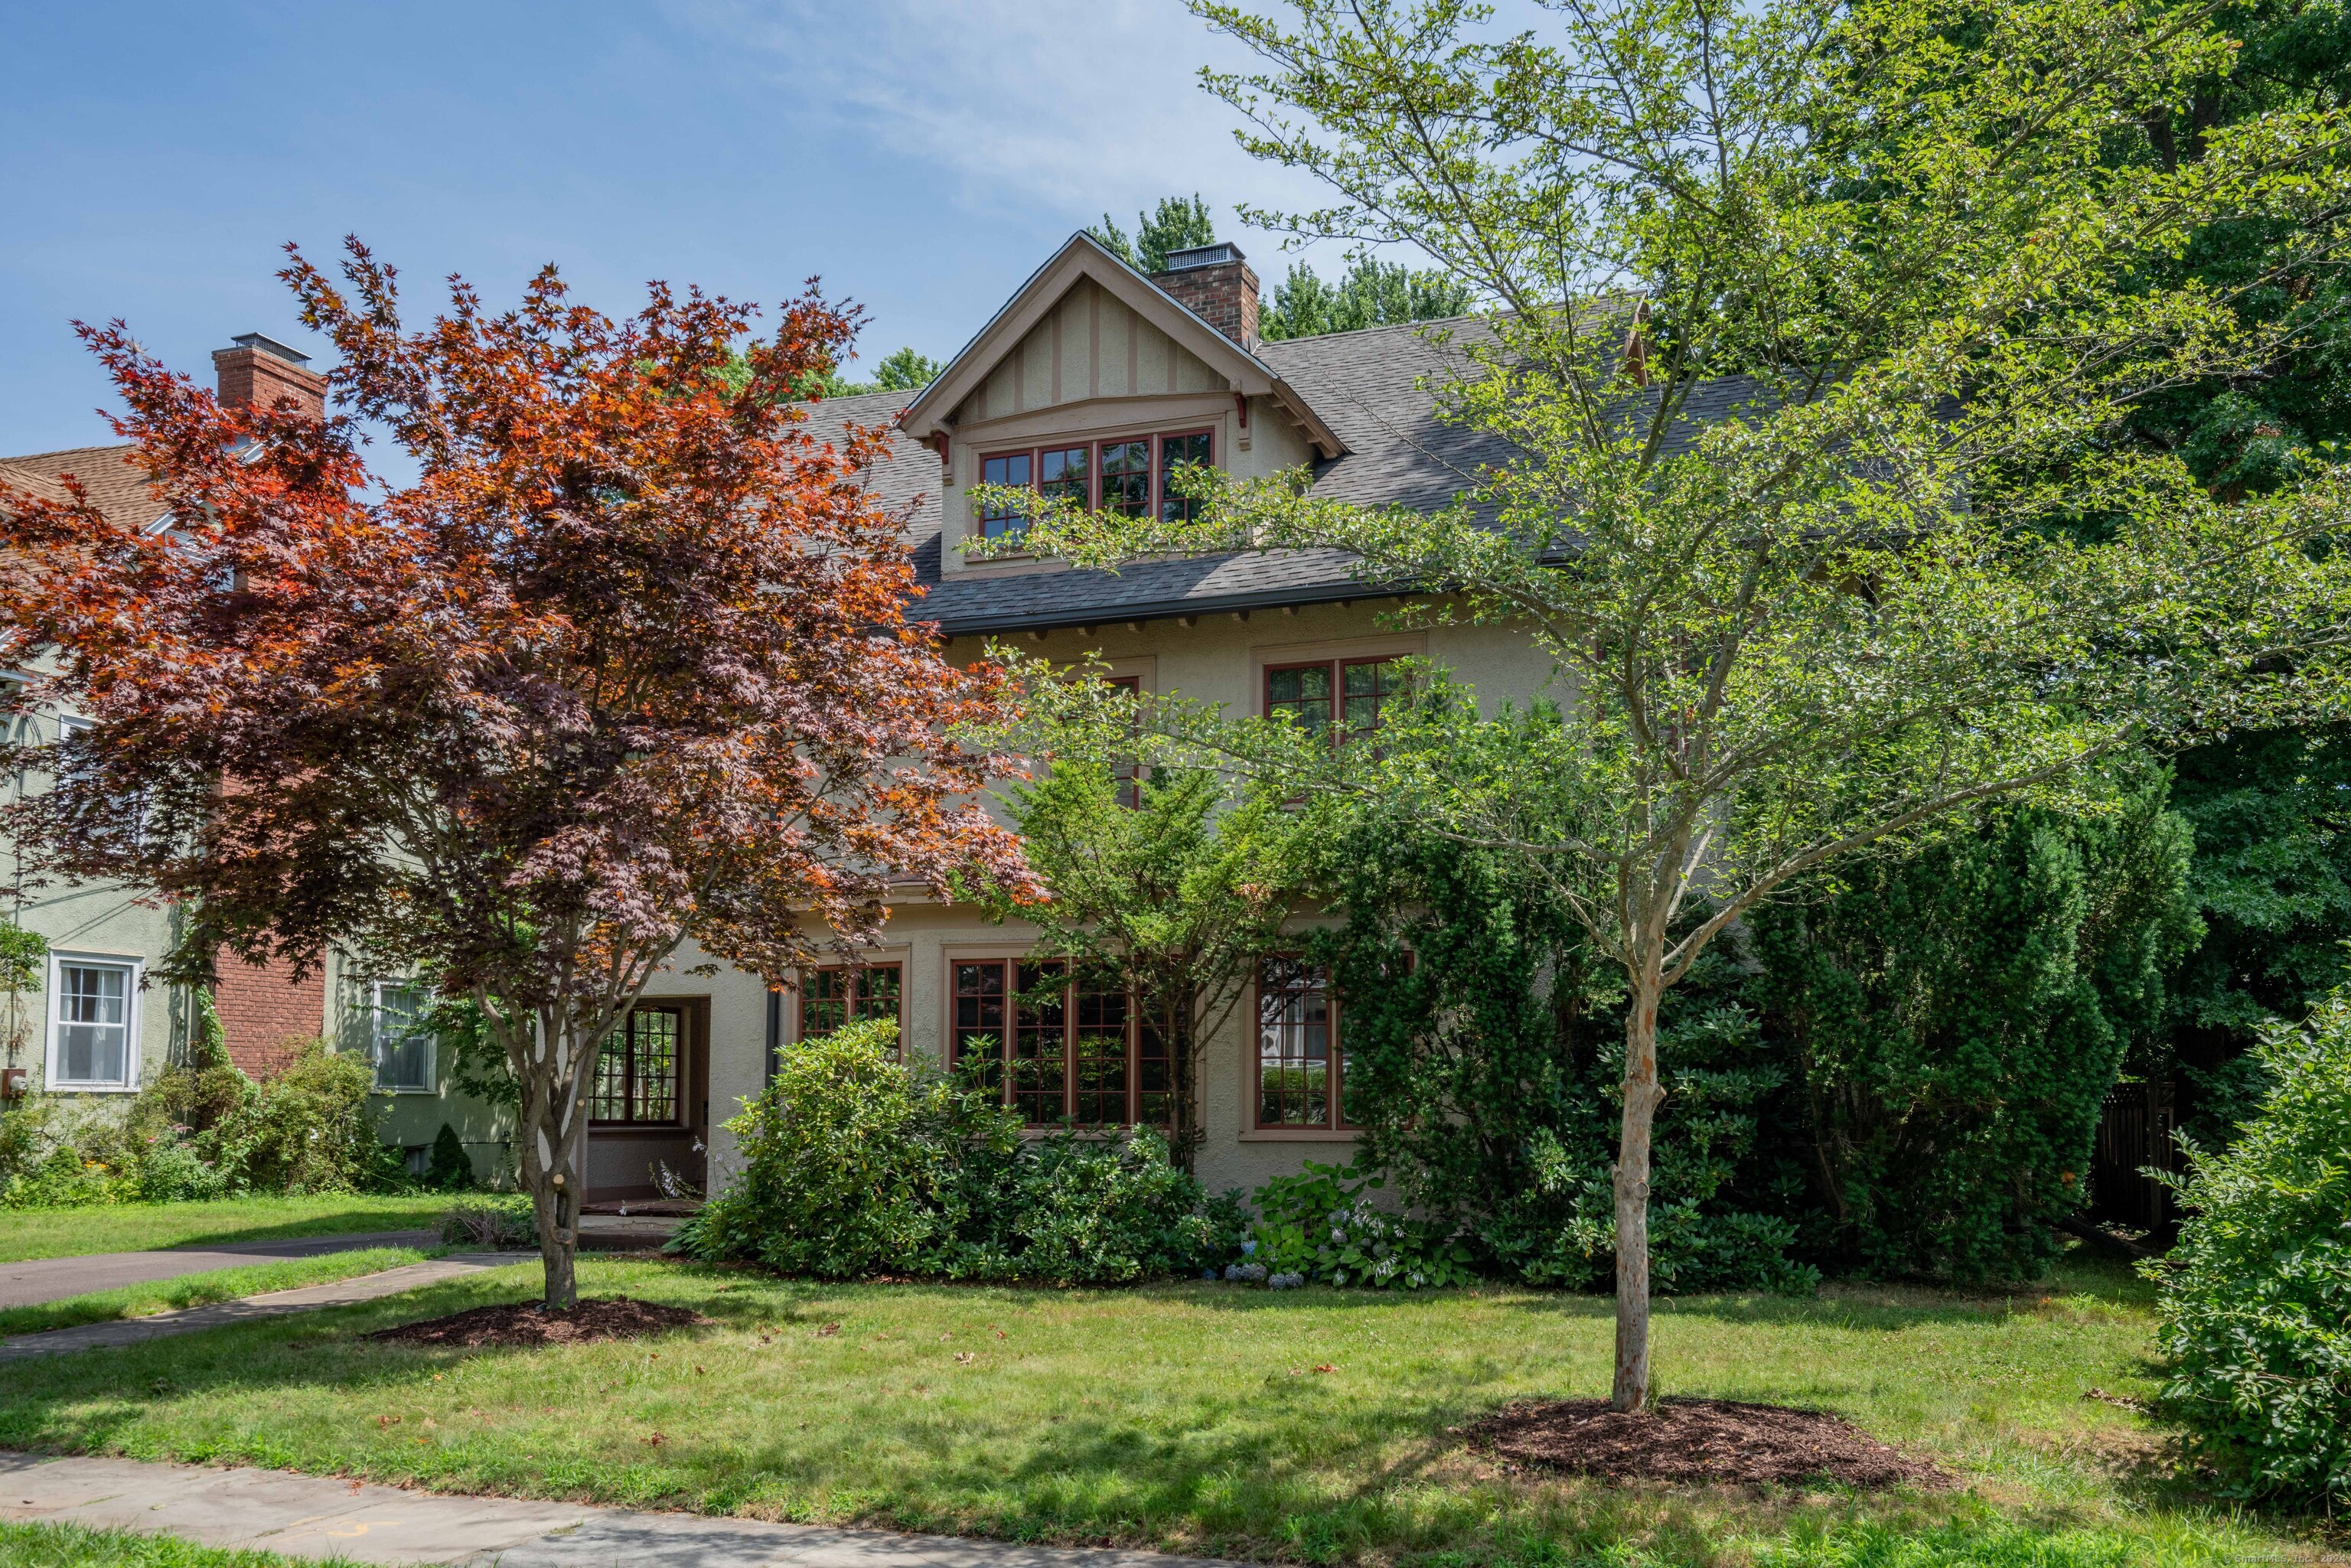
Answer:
592;1004;683;1125
1265;657;1403;745
797;963;903;1048
951;958;1165;1127
1099;440;1151;518
51;959;134;1087
367;982;433;1092
1159;432;1213;522
979;431;1212;530
1255;956;1354;1130
980;451;1033;540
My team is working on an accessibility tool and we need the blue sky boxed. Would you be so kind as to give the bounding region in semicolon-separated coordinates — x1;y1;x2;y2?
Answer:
0;1;1349;457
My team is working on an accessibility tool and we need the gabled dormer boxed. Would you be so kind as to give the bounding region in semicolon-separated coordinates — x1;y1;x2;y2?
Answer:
896;233;1343;577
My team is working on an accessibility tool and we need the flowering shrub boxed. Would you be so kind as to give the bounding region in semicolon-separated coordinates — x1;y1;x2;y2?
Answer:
2149;989;2351;1504
1249;1160;1476;1289
677;1020;1245;1283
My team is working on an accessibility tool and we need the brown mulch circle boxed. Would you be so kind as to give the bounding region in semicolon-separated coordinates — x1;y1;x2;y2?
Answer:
365;1296;711;1349
1469;1397;1950;1489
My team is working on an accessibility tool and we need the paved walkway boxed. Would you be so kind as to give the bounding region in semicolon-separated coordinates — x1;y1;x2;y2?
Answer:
0;1253;536;1360
0;1231;442;1309
0;1452;1201;1567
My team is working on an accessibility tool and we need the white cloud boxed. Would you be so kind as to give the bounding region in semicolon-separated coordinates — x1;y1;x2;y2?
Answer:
664;0;1349;266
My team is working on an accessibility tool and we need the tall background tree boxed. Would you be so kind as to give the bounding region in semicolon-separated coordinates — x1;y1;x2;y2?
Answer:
983;0;2351;1409
0;240;1034;1308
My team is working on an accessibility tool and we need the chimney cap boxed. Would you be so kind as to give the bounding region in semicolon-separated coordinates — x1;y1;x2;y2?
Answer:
1157;242;1245;272
227;332;313;367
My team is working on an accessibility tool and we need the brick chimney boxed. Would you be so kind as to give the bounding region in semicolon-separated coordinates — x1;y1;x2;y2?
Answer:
1151;243;1260;351
212;331;326;421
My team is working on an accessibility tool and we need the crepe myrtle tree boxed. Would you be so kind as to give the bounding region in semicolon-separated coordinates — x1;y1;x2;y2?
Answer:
972;0;2351;1407
0;240;1036;1308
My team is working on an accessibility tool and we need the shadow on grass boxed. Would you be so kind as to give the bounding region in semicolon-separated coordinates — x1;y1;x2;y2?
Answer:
0;1258;2285;1566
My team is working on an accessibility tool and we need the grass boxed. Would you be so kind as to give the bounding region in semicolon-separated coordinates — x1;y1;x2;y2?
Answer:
0;1247;429;1340
0;1252;2324;1567
0;1194;460;1264
0;1521;343;1566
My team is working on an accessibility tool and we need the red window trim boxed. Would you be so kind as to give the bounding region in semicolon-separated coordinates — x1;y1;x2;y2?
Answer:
976;428;1216;533
947;956;1170;1129
1250;954;1356;1133
1262;654;1404;748
793;962;906;1054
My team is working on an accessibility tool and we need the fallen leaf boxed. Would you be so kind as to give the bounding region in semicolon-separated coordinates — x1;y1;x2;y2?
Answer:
995;1330;1006;1340
939;1333;952;1341
759;1335;772;1345
817;1323;841;1338
1312;1364;1337;1374
694;1365;705;1374
644;1432;666;1447
377;1415;402;1427
955;1351;976;1365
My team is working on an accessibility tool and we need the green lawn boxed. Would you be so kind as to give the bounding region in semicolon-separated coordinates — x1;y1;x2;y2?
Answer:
0;1195;458;1264
0;1521;344;1568
0;1247;429;1340
0;1253;2318;1567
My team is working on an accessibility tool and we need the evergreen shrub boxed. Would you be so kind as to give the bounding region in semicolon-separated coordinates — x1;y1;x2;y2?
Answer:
677;1019;1241;1283
2149;988;2351;1504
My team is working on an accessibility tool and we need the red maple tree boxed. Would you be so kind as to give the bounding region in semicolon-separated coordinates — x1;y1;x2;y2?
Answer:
0;240;1034;1306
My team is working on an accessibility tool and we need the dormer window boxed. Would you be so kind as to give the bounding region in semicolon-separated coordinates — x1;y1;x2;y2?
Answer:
978;429;1216;540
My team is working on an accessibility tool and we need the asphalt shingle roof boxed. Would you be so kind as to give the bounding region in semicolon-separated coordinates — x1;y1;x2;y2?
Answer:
0;444;165;532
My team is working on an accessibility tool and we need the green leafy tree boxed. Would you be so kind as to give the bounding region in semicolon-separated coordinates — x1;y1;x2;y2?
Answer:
2164;725;2351;1139
1260;253;1475;339
1750;778;2201;1279
977;755;1310;1170
0;917;44;1077
867;347;941;392
978;0;2351;1409
1089;194;1218;272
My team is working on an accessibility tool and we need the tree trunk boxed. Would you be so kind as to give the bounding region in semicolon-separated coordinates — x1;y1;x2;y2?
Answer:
1167;992;1202;1175
515;1009;597;1311
1612;967;1665;1413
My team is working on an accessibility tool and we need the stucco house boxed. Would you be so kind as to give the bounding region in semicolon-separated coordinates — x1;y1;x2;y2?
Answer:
608;232;1565;1203
1;233;1577;1204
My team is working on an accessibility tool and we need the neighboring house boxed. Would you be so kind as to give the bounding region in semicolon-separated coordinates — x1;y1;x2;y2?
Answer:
642;233;1567;1203
0;336;510;1182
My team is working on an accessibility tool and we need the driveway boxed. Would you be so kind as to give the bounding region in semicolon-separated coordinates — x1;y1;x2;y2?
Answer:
0;1230;439;1309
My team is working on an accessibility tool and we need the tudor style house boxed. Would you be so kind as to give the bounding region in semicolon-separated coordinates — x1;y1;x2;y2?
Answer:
615;232;1560;1202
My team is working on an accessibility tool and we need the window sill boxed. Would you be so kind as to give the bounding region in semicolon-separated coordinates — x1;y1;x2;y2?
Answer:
590;1123;690;1134
1237;1127;1359;1142
47;1081;139;1095
374;1086;439;1096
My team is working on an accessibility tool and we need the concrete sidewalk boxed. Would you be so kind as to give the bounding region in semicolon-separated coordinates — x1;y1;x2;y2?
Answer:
0;1253;536;1361
0;1231;442;1309
0;1452;1204;1567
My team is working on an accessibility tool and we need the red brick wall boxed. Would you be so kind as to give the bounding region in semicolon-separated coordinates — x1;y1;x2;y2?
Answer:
1153;257;1261;350
211;347;327;422
214;953;328;1078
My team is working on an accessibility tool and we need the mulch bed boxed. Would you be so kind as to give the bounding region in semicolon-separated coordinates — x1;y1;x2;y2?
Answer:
365;1296;710;1348
1469;1397;1950;1489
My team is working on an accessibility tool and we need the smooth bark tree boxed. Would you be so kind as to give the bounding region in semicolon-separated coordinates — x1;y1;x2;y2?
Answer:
0;240;1034;1307
977;0;2351;1409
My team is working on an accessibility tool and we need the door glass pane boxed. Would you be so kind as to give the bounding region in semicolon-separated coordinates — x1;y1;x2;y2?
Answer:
1159;432;1212;522
56;963;128;1084
1267;664;1333;738
1100;440;1150;518
1257;957;1330;1127
631;1009;680;1123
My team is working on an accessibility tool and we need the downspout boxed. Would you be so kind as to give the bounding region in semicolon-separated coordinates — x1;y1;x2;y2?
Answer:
765;985;781;1085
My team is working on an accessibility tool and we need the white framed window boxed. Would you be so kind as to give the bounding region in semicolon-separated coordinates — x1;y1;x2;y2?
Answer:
47;953;141;1090
366;981;434;1092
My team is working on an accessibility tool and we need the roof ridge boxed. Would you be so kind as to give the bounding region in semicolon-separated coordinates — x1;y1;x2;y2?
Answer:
0;441;139;466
